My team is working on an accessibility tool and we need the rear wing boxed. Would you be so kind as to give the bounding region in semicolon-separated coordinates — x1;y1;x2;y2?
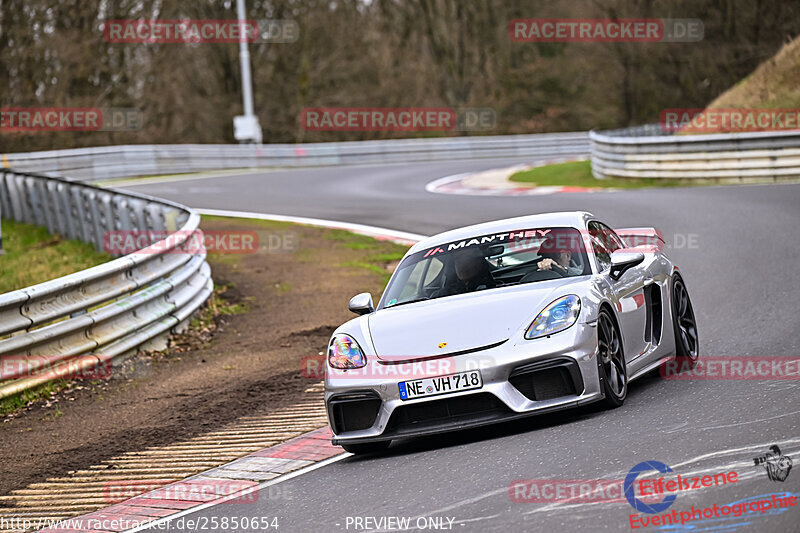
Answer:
616;227;665;253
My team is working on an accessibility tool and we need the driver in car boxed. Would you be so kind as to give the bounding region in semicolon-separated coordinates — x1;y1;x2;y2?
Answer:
436;248;497;296
537;236;582;276
455;249;497;291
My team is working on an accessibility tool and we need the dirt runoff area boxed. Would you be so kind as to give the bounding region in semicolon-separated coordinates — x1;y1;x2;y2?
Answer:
0;216;408;497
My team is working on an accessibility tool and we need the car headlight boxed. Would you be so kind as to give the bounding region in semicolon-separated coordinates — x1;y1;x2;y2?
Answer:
525;295;581;340
328;334;367;369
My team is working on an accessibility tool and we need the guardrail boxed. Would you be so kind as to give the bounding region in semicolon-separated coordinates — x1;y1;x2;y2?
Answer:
0;169;213;400
590;127;800;180
2;132;590;181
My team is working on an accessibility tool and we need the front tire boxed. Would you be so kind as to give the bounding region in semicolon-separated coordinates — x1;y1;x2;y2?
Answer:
341;440;391;455
597;308;627;408
672;275;699;367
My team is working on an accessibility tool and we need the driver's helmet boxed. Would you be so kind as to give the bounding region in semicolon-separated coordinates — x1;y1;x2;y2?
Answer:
453;246;489;278
537;229;582;260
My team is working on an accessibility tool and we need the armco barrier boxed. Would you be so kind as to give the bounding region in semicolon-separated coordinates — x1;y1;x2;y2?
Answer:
590;127;800;180
1;132;591;181
0;169;212;400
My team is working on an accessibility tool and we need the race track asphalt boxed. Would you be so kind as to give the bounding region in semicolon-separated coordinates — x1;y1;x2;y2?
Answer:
122;158;800;532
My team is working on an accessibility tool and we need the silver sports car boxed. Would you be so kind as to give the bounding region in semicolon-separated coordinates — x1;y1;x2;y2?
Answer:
325;212;698;454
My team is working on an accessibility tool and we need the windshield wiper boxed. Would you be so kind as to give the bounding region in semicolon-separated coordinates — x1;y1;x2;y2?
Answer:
386;296;431;308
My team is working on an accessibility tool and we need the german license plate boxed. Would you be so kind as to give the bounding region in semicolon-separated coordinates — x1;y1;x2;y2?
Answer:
398;370;482;400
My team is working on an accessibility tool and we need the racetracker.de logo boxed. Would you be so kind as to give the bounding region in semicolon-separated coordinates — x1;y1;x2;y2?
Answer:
509;479;627;503
104;479;258;504
660;108;800;133
301;354;495;380
300;107;496;132
660;356;800;380
103;480;174;503
0;108;142;132
104;230;259;255
0;356;112;381
103;19;299;43
509;18;703;43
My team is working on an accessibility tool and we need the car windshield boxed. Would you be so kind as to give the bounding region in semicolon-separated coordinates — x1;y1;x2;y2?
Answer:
380;227;589;309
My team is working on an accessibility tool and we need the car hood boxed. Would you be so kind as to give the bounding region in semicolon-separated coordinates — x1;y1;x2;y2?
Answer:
368;278;585;360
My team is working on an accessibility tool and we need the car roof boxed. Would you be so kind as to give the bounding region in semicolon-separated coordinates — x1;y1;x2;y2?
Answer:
408;211;596;253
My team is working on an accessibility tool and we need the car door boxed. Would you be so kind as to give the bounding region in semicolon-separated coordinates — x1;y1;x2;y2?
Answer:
589;221;651;361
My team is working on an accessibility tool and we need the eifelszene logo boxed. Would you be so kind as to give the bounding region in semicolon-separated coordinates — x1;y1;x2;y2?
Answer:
624;461;677;514
753;445;793;482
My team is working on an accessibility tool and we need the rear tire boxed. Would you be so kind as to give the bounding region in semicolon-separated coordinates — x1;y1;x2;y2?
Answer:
671;275;699;368
597;308;627;408
341;440;391;455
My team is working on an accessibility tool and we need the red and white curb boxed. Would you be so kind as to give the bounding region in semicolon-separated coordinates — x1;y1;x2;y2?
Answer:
425;158;603;196
40;428;346;533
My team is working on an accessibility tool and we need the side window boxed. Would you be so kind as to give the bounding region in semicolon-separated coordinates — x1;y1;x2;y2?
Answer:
395;258;443;301
598;222;624;253
397;260;428;300
589;221;611;269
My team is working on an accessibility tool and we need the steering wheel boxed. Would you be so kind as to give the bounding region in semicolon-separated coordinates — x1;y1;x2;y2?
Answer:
421;286;439;297
545;266;565;277
520;268;563;283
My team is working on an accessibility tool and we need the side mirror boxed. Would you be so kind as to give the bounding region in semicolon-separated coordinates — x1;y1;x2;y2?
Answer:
609;251;645;281
348;293;374;315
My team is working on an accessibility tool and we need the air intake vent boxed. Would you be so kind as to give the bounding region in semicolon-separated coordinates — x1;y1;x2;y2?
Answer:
385;393;510;436
328;391;382;434
509;358;583;401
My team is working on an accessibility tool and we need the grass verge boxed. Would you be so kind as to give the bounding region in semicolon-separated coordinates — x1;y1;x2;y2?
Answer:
0;219;110;294
0;380;71;417
324;228;408;285
509;160;707;189
200;215;409;285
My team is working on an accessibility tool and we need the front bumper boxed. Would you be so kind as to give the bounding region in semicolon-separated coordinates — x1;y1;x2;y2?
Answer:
326;321;603;445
